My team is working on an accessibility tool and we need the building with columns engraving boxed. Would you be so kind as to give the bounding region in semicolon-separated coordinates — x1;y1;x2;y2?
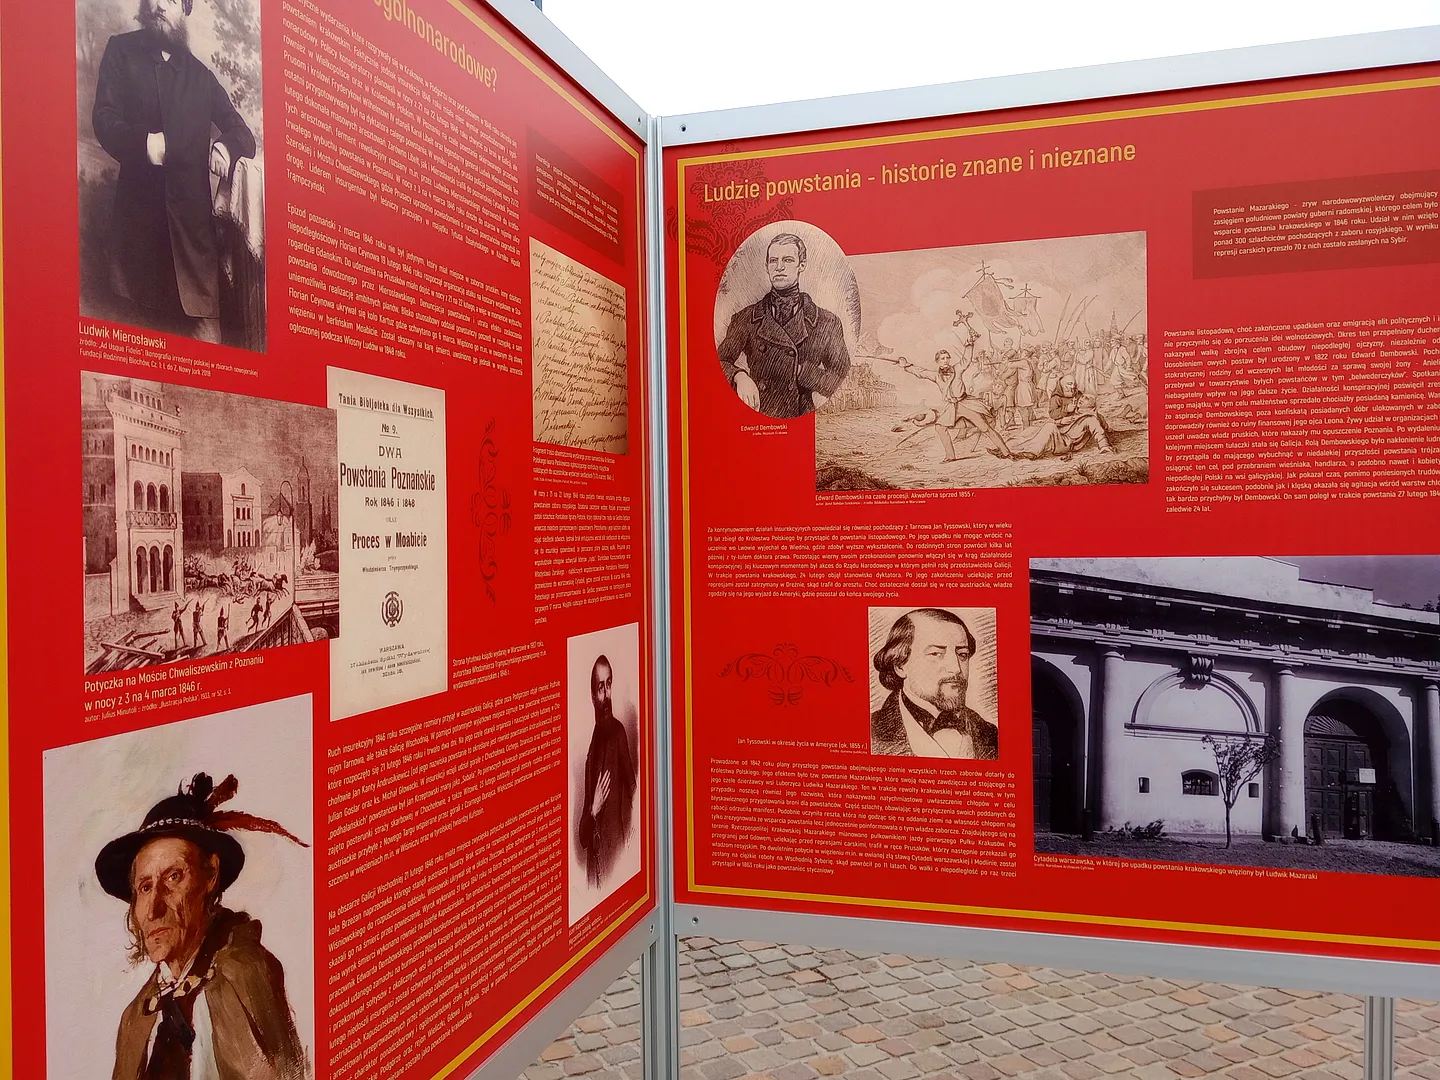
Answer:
1031;558;1440;843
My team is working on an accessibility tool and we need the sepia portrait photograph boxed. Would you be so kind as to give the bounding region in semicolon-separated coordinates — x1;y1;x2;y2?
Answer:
567;622;642;924
868;606;999;760
82;372;339;673
77;0;267;351
713;220;860;420
1032;555;1440;877
818;231;1148;491
43;695;313;1079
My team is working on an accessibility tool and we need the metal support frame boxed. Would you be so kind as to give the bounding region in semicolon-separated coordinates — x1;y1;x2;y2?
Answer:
648;22;1440;1080
446;12;1440;1079
641;111;681;1080
459;918;655;1080
1365;997;1396;1080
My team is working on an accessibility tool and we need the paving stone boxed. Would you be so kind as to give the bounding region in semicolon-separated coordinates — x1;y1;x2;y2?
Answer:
779;1040;818;1061
741;1048;787;1072
846;1044;890;1067
698;1059;746;1080
875;1059;921;1080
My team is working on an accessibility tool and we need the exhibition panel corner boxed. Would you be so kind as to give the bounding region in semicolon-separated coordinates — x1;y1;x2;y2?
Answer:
0;0;655;1076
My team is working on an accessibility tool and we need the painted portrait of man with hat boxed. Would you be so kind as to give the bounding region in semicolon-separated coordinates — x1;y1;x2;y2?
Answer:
94;771;309;1080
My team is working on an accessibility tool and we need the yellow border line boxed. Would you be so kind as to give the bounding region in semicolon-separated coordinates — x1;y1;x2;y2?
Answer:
678;74;1440;167
430;892;653;1080
686;883;1440;954
675;68;1440;956
445;0;640;160
0;35;11;1077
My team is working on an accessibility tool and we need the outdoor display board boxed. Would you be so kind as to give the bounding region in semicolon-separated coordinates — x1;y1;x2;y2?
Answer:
1;0;653;1075
666;63;1440;963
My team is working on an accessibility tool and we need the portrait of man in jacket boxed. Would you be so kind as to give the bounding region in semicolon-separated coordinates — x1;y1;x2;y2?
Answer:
870;607;999;760
716;232;852;419
94;772;310;1080
578;654;639;888
89;0;258;344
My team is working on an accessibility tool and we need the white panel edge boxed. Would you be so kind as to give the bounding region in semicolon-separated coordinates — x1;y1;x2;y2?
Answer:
457;917;657;1080
482;0;650;137
676;905;1440;1000
659;24;1440;146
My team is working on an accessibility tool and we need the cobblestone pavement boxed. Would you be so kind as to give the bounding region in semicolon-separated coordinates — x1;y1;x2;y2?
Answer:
528;940;1440;1080
1397;999;1440;1079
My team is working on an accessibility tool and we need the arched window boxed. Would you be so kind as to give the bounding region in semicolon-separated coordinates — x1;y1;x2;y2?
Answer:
241;483;247;495
134;481;144;510
159;485;170;513
162;546;174;592
147;484;158;512
101;484;107;500
149;546;161;594
1181;771;1219;797
136;548;147;594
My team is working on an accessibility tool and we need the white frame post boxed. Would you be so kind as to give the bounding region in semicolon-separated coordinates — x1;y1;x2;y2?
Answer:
655;25;1440;1079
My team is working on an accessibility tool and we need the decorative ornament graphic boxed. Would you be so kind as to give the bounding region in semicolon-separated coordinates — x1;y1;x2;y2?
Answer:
470;417;512;603
381;591;404;628
719;643;854;706
673;159;796;268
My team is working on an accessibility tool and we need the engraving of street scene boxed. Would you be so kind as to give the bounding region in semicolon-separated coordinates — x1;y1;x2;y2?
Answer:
816;231;1149;491
82;373;339;672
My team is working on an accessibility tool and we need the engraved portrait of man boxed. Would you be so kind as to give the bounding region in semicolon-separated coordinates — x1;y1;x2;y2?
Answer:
870;607;999;759
716;231;853;419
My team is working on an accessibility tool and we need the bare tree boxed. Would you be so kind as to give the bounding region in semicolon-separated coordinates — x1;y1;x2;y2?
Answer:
1202;732;1280;848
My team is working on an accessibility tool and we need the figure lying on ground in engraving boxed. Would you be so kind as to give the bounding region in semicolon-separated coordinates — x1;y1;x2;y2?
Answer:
95;772;309;1080
578;656;638;887
871;609;998;759
1009;374;1114;459
897;349;1013;460
92;0;257;344
716;233;852;419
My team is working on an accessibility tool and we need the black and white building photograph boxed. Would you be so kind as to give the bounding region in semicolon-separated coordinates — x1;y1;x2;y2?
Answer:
1032;556;1440;877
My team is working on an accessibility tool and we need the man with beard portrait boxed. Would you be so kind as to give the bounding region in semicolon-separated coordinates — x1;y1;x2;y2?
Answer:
92;0;256;344
577;655;637;887
871;608;998;759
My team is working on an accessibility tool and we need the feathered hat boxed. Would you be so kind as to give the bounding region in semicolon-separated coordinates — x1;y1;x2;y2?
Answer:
95;773;307;901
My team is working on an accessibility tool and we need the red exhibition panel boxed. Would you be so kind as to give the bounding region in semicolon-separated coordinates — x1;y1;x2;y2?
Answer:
667;65;1440;962
3;0;652;1076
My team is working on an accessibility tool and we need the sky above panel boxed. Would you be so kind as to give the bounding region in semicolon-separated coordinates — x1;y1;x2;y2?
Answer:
541;1;1439;116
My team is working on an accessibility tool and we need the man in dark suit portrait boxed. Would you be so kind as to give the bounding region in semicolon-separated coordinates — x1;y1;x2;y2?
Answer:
717;232;852;419
92;0;257;344
578;655;637;888
871;608;998;759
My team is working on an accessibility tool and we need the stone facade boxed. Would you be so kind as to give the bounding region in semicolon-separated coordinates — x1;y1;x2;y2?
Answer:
1030;558;1440;842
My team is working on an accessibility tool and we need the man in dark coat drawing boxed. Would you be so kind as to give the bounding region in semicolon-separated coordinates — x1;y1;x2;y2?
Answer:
716;233;852;419
95;772;309;1080
871;608;998;759
92;0;257;344
578;655;638;888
